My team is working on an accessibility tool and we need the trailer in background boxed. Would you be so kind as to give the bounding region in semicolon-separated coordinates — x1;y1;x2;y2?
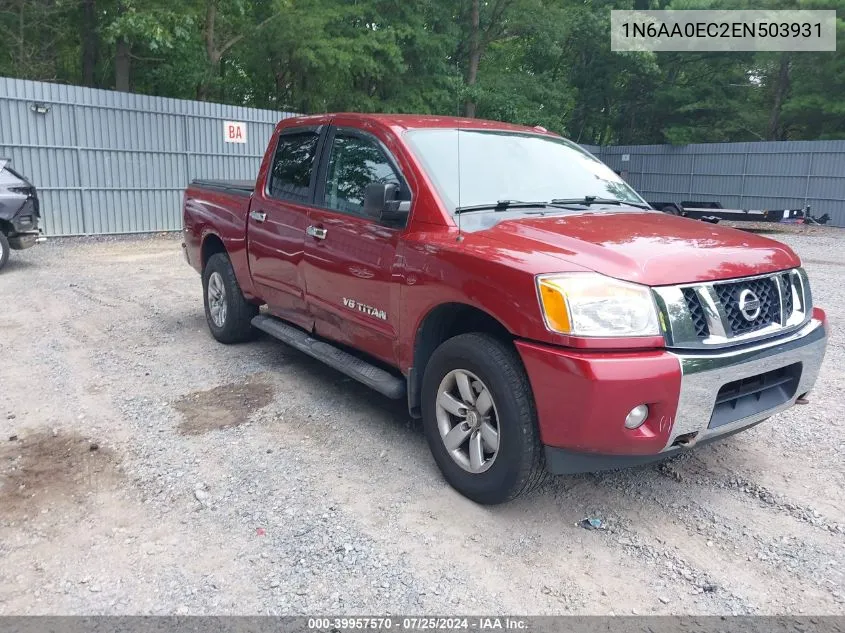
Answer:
647;201;829;225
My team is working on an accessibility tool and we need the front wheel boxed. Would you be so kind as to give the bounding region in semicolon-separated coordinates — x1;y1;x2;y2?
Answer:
421;333;547;504
202;252;259;343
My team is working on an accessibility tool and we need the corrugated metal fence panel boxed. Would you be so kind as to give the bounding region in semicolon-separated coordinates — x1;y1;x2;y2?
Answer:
2;76;844;233
593;140;845;227
0;76;295;235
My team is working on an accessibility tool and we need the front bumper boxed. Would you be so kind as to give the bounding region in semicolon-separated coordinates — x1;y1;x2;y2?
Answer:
663;314;826;450
515;309;828;474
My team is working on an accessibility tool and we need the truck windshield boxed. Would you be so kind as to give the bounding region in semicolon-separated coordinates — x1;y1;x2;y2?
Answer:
404;129;647;215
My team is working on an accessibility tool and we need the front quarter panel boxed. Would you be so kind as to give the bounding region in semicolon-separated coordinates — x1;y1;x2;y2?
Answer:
397;229;670;370
397;231;581;371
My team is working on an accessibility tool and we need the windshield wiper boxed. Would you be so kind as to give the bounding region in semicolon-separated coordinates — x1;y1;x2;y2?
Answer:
454;200;551;215
551;196;651;210
454;197;651;215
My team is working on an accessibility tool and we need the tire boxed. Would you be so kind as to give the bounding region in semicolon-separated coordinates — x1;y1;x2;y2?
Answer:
421;333;547;504
663;203;681;216
202;252;259;344
0;232;9;271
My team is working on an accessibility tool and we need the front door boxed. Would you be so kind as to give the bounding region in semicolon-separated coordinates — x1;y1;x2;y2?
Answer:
302;128;411;365
247;127;323;330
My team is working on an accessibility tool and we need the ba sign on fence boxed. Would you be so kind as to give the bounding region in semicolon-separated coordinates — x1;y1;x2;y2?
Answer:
224;121;247;143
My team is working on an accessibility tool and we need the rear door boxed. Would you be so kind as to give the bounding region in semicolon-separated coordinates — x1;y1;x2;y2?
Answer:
247;127;325;330
302;127;411;365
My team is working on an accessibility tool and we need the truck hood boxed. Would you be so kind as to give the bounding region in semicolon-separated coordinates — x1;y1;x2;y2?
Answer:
479;211;801;286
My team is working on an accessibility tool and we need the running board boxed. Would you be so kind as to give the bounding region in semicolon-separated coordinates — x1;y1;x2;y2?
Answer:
251;314;406;400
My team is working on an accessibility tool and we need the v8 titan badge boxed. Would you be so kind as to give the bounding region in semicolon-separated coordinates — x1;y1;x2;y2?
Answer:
343;297;387;321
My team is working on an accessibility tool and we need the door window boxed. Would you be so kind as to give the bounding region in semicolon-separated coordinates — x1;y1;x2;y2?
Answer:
268;132;319;203
323;134;404;216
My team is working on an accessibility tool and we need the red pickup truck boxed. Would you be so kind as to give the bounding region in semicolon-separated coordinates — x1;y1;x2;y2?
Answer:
182;114;828;504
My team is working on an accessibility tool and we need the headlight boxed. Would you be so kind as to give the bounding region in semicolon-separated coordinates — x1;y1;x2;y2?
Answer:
536;273;660;337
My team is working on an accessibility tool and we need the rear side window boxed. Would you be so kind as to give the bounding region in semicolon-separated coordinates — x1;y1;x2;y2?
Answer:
268;132;319;202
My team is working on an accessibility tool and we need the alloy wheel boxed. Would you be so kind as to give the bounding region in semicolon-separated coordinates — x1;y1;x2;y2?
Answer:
207;271;227;327
435;369;500;473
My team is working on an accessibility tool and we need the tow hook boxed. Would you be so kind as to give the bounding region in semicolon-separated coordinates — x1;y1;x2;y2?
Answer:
673;432;699;448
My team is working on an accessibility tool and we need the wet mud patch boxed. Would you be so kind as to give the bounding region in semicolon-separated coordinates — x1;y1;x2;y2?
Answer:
174;377;275;435
0;430;120;520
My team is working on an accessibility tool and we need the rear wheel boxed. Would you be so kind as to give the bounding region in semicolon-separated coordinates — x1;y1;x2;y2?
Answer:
421;333;547;504
0;232;9;271
202;252;258;343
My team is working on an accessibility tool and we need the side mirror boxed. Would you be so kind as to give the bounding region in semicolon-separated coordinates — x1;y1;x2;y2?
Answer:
363;183;410;225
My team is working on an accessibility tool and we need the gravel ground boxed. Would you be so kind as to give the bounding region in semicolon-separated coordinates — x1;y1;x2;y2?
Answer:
0;226;843;615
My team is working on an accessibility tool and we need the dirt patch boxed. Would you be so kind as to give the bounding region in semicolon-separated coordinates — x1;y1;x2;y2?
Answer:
1;234;843;615
0;430;120;520
173;377;275;435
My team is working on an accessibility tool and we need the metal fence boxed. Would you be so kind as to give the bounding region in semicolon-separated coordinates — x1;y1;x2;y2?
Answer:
1;77;844;234
587;141;845;227
0;77;294;236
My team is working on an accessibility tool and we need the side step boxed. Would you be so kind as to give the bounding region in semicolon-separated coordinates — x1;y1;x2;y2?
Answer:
251;314;406;400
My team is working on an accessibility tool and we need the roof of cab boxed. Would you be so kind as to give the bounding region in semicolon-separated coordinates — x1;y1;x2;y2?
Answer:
278;112;553;135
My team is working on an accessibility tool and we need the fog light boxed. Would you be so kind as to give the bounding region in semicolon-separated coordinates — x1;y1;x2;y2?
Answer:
624;404;649;429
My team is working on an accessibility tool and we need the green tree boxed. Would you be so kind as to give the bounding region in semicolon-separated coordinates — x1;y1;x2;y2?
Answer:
0;0;842;142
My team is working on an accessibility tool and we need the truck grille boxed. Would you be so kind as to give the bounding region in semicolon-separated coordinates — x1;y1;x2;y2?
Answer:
653;269;810;350
681;288;709;337
781;273;794;317
713;276;780;335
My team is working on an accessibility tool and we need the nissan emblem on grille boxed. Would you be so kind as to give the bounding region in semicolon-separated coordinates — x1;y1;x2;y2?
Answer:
653;270;810;348
738;288;762;321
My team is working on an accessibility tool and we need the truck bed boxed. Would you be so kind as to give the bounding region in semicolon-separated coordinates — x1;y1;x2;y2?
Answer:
182;179;256;278
190;179;255;196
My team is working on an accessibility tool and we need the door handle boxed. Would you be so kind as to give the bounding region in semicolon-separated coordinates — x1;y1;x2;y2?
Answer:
306;225;328;240
250;210;267;223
